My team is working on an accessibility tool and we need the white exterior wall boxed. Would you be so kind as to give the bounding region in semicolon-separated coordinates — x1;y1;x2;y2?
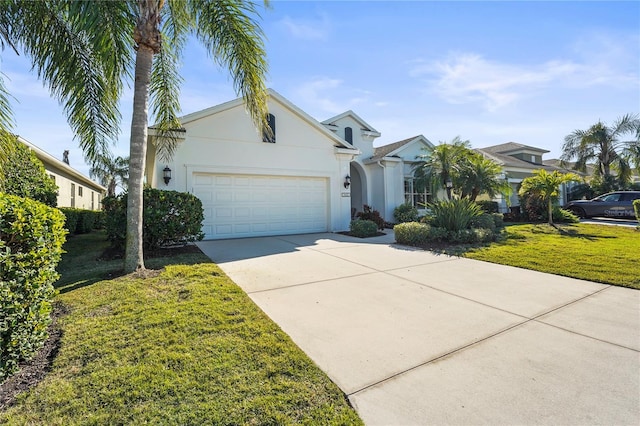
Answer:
152;98;357;234
47;166;103;210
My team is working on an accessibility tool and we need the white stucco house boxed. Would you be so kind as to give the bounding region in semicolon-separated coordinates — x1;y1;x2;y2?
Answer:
146;89;434;240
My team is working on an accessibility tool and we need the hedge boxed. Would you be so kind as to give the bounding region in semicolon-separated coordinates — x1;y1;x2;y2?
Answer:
103;188;204;250
58;208;105;234
0;194;67;381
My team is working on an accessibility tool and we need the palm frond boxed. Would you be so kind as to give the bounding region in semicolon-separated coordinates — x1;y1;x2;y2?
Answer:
8;0;124;164
190;0;269;133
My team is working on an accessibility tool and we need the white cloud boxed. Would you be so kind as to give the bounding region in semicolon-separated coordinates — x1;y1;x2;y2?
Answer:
412;37;639;112
278;14;330;41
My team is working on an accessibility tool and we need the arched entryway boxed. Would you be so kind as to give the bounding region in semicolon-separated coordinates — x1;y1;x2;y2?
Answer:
350;162;367;217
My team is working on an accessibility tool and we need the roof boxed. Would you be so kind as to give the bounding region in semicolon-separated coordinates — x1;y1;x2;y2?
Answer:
371;135;434;161
18;136;106;192
321;110;381;136
476;148;560;172
543;160;596;177
153;89;357;151
480;142;549;155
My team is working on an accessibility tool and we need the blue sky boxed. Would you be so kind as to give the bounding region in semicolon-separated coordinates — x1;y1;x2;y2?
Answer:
2;1;639;178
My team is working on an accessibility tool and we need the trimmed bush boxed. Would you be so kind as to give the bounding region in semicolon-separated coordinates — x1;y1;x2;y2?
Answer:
491;213;504;229
0;194;67;381
634;199;640;221
393;203;419;224
476;200;499;213
104;189;205;250
470;213;496;232
356;205;385;230
429;198;483;231
59;208;103;234
59;207;80;234
349;220;378;238
3;137;58;207
394;222;430;246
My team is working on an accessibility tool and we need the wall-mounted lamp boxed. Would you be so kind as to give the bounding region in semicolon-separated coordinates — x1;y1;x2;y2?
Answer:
344;174;351;189
445;178;453;199
163;166;172;185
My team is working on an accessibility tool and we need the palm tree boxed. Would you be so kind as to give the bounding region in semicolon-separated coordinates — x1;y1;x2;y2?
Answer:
414;136;471;200
90;154;129;197
518;169;580;225
1;1;270;273
561;114;640;191
458;153;512;202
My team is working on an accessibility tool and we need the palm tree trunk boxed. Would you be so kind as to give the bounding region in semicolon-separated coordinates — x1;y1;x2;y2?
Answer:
124;45;154;273
547;198;554;225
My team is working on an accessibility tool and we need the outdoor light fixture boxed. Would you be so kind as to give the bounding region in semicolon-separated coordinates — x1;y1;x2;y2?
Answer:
163;166;172;185
445;178;453;199
344;174;351;189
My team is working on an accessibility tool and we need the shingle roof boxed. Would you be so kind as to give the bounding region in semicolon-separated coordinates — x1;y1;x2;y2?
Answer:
476;148;560;171
481;142;549;154
371;135;421;161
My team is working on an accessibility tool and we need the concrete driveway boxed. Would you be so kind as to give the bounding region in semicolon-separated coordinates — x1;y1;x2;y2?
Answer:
197;232;640;425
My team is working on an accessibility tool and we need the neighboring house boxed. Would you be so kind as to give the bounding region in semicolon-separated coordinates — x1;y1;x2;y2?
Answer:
476;142;572;213
18;136;106;210
146;89;433;240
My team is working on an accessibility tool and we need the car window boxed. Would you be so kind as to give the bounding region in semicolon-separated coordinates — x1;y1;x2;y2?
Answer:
600;193;621;202
622;193;640;201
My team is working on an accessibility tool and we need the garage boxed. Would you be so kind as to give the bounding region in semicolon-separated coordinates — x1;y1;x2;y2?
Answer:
192;173;329;240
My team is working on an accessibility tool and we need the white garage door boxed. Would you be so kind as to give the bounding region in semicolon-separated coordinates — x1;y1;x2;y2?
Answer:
193;173;329;240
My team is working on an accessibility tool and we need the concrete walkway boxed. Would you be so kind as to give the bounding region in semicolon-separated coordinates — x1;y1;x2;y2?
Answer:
197;232;640;425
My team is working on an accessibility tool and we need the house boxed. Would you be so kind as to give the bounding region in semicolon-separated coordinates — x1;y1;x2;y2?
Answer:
476;142;572;212
18;136;105;210
146;89;433;240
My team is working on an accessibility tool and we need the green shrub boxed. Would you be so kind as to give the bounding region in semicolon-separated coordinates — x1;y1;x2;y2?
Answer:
104;189;205;250
469;213;496;232
476;200;499;213
554;207;579;224
393;203;419;223
447;228;495;244
349;220;378;238
3;137;58;207
0;194;67;381
429;198;483;231
427;226;449;242
356;205;385;230
59;207;80;234
59;208;103;234
491;213;504;228
394;222;430;246
634;199;640;221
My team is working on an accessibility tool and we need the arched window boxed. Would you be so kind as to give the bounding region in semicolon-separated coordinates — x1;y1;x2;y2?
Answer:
262;113;276;143
344;127;353;144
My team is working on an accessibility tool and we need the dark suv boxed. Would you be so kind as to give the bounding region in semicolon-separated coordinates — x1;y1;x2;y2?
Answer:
565;191;640;218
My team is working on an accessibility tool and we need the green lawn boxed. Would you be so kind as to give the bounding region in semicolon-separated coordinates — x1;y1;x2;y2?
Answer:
1;232;362;425
464;223;640;289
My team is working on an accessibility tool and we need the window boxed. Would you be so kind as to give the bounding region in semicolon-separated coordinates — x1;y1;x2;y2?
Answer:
262;113;276;143
49;174;56;183
344;127;353;144
70;183;75;208
404;177;430;208
91;192;95;210
78;186;83;197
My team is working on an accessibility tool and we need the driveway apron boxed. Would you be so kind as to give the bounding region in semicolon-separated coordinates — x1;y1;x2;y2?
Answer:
197;232;640;425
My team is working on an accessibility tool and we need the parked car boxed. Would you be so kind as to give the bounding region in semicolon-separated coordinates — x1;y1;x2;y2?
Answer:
565;191;640;218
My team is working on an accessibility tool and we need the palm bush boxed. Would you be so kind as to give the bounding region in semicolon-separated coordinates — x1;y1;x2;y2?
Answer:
429;198;483;232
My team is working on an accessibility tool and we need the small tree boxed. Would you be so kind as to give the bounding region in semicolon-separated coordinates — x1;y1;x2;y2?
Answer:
518;170;580;225
90;153;129;197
